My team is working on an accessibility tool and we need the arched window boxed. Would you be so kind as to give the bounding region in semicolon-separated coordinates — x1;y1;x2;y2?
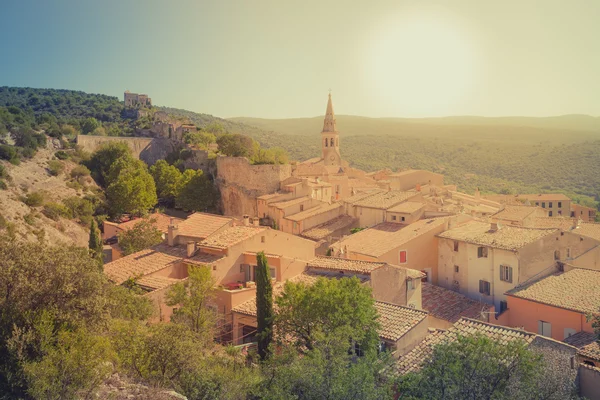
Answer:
330;138;334;147
324;138;328;147
554;250;560;260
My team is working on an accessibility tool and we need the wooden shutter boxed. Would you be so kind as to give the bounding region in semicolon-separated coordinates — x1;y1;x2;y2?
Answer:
508;267;513;283
399;251;407;264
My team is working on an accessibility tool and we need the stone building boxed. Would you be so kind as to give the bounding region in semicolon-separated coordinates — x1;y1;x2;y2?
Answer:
124;90;152;107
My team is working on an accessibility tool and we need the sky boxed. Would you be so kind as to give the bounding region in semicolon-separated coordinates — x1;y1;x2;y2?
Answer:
1;0;599;119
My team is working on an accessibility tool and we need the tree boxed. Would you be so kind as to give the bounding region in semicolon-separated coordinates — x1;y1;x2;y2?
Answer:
175;170;217;212
256;251;273;360
166;265;216;334
117;217;164;256
275;276;380;354
88;219;103;263
81;117;100;135
216;133;255;158
85;141;132;187
150;160;183;207
184;131;216;149
397;333;579;400
106;158;157;217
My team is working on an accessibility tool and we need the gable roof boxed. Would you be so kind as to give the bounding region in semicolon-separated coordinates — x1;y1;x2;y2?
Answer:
352;190;418;209
199;226;267;249
342;189;385;205
284;202;341;222
492;205;540;223
438;220;557;251
103;244;222;285
335;218;449;257
375;302;428;342
506;268;600;314
579;341;600;362
563;331;597;348
422;283;494;324
300;215;356;241
531;217;576;230
176;212;233;239
574;222;600;242
396;318;536;374
271;196;311;209
386;201;425;214
307;256;424;279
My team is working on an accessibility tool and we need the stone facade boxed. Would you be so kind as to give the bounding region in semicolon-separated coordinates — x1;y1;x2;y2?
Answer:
76;135;179;166
124;90;152;107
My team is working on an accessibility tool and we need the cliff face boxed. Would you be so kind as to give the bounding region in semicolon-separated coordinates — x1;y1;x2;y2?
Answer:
76;135;180;166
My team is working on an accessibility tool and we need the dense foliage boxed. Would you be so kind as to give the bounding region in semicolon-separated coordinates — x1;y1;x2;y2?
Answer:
117;217;164;256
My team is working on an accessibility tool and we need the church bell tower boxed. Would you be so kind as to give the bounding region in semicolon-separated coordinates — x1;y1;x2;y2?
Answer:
321;93;341;166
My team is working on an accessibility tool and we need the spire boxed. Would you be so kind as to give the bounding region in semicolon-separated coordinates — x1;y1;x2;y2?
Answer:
322;92;337;133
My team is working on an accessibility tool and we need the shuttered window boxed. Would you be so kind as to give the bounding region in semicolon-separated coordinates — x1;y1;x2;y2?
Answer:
399;250;407;264
479;280;490;295
500;265;513;283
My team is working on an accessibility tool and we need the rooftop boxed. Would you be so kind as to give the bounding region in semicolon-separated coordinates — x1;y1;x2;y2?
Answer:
492;205;541;222
579;341;600;362
387;201;425;214
507;268;600;314
375;302;428;342
396;318;536;374
137;275;184;291
335;218;449;258
574;222;600;242
271;196;311;209
307;256;385;275
116;213;182;234
518;193;571;201
284;202;341;222
342;190;384;205
176;212;233;239
104;244;222;285
300;215;357;241
422;283;494;324
200;226;266;249
438;220;557;251
531;217;576;230
563;331;597;348
352;190;418;209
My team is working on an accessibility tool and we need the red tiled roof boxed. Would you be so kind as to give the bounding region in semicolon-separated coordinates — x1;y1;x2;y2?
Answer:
376;302;428;342
116;213;182;234
176;212;233;239
200;226;266;249
422;283;493;324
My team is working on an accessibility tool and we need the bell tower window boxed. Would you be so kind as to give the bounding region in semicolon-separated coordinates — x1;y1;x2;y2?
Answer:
330;138;334;147
324;138;328;147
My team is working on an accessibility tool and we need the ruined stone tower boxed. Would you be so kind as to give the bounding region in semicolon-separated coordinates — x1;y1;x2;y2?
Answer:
321;93;342;166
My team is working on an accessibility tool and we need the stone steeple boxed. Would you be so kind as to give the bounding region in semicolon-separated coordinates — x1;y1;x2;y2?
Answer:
321;92;341;166
322;93;337;133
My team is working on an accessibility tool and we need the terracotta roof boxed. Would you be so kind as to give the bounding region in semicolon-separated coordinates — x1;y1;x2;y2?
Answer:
257;193;284;201
578;341;600;361
531;217;576;230
342;190;384;205
200;226;266;249
492;205;540;222
137;275;183;290
387;201;425;214
300;215;357;241
422;283;493;324
518;193;571;201
352;190;418;209
574;222;600;242
104;244;222;285
271;196;311;209
285;202;341;222
375;302;428;342
438;220;557;251
507;268;600;314
396;318;536;374
176;212;232;239
563;331;597;348
307;256;385;275
117;213;182;234
335;218;448;257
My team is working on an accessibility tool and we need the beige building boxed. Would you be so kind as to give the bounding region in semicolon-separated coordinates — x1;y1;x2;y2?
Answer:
437;220;599;312
124;90;152;107
491;205;547;227
571;203;597;222
344;190;423;228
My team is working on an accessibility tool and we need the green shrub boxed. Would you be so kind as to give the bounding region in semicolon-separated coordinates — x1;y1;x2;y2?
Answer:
24;212;36;225
47;160;65;176
55;150;70;160
23;191;45;207
66;181;83;191
20;146;36;159
63;196;95;224
0;180;6;190
0;164;7;179
70;165;91;180
0;145;18;163
43;202;71;220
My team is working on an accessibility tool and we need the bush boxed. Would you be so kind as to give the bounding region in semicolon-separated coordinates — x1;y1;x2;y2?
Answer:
66;181;83;191
70;165;90;180
0;164;7;179
47;160;65;176
55;150;69;160
43;202;71;220
20;146;36;159
23;191;45;207
63;196;95;224
0;144;18;162
24;212;36;225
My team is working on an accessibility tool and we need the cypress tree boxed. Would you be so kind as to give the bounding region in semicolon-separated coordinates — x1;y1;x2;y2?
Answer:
88;219;103;267
256;251;273;360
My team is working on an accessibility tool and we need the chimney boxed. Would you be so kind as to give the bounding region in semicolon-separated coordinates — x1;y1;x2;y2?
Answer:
416;184;421;192
252;217;260;227
490;222;501;232
167;219;179;246
243;215;250;226
186;241;196;258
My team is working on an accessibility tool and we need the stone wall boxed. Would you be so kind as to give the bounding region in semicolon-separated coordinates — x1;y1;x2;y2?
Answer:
215;156;292;217
76;135;178;165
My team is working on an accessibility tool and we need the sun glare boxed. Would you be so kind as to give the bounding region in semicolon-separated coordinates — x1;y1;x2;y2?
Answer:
366;11;477;116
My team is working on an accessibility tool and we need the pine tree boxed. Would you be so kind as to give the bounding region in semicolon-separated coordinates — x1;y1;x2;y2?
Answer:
88;219;103;267
256;251;273;360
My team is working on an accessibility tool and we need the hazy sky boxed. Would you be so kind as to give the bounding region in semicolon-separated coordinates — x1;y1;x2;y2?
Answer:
1;0;599;118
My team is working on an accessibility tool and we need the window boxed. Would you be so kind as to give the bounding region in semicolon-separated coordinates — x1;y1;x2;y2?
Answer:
479;280;490;295
270;267;276;279
570;211;575;217
554;250;560;260
300;205;304;211
454;265;459;273
566;248;571;258
558;210;562;216
538;320;552;337
261;236;266;243
453;241;459;252
535;202;539;206
401;216;406;222
542;202;546;208
324;138;328;147
558;201;562;208
392;215;397;221
549;202;553;208
330;138;334;147
477;247;488;258
548;211;553;217
407;279;415;290
399;250;407;264
500;265;513;283
499;301;508;313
